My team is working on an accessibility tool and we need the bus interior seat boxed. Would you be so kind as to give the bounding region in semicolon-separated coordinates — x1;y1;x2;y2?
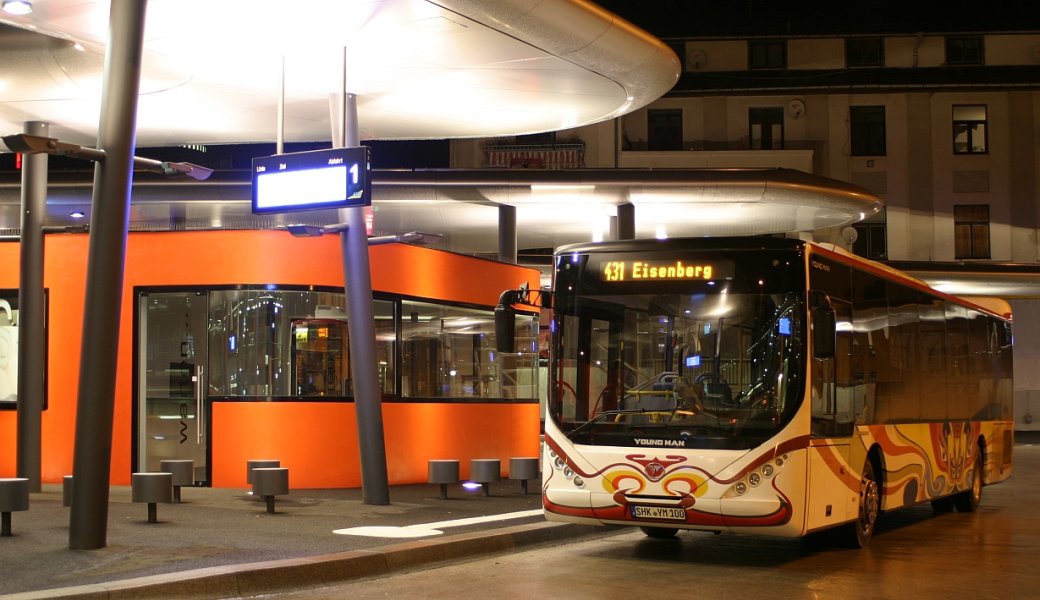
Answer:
702;382;732;405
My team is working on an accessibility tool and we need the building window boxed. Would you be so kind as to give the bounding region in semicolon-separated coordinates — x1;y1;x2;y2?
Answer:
953;105;988;154
846;37;883;67
851;223;887;260
749;107;784;150
954;205;990;259
850;106;886;156
647;108;683;150
946;36;984;65
749;40;786;70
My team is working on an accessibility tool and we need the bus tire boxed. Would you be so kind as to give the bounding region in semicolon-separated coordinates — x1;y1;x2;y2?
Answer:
930;496;955;513
640;526;679;539
849;459;880;548
953;449;984;513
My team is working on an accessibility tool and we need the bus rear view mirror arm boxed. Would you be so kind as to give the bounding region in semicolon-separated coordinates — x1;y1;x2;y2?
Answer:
494;286;552;354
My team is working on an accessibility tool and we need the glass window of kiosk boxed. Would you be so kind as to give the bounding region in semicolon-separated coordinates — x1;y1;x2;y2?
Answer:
207;288;395;398
400;299;539;400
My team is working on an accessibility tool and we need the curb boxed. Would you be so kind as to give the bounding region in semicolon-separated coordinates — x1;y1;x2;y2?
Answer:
4;521;609;600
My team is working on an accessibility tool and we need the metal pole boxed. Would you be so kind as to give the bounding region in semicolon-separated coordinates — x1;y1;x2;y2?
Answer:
16;120;47;493
617;203;635;240
498;205;517;264
276;55;285;155
334;48;390;505
69;0;147;550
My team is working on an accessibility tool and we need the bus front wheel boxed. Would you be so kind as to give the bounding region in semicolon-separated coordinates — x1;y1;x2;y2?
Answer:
850;459;880;548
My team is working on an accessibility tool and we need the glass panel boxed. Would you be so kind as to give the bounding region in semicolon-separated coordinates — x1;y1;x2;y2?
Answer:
971;123;987;152
647;109;682;151
851;106;886;156
206;289;395;397
953;124;971;153
846;38;883;67
374;300;396;395
552;249;806;450
953;105;986;121
292;319;349;396
138;291;209;482
401;300;536;400
750;124;762;150
207;290;306;397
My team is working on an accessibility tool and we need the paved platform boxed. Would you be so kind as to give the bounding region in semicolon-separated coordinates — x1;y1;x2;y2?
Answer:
0;479;605;599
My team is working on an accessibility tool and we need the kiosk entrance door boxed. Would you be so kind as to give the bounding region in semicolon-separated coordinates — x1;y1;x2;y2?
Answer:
136;291;209;485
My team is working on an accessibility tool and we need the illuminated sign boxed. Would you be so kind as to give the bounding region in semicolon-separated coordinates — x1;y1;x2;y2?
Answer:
600;259;726;282
251;146;370;214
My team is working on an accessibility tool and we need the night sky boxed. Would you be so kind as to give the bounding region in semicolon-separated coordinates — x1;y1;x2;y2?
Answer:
590;1;1040;37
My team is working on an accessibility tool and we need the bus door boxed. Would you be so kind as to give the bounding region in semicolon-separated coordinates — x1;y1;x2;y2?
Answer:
558;305;624;425
807;292;856;530
578;309;625;420
136;290;209;485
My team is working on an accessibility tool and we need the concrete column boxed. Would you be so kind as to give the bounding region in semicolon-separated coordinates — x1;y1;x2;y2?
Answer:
16;120;47;493
69;0;147;550
617;203;635;240
498;204;517;263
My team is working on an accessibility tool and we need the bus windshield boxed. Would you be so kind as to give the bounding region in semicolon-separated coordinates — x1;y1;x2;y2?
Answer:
550;246;806;450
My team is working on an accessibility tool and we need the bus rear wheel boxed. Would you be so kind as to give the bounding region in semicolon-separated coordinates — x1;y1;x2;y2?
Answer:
953;451;984;513
640;526;679;539
849;459;880;548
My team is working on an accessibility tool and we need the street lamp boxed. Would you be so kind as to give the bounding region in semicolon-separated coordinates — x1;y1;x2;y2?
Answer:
1;133;214;181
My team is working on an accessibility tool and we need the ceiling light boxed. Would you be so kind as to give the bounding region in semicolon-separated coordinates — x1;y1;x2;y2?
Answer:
1;0;33;16
70;211;86;219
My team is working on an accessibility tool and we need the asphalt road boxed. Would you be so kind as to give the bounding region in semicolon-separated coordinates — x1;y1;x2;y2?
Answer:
270;443;1040;600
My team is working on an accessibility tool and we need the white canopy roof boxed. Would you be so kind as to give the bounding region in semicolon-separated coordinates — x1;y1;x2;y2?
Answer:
0;0;680;146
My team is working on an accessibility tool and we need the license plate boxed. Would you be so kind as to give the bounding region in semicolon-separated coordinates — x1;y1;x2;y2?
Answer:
631;505;686;521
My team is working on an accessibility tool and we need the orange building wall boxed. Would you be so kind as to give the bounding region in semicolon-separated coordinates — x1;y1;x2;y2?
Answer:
0;231;540;488
211;402;541;489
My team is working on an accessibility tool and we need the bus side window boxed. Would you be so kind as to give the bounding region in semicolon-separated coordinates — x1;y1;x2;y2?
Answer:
810;293;853;437
812;308;835;358
810;292;836;435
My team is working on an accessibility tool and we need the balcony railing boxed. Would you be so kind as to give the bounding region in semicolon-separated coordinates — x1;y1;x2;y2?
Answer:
484;143;585;169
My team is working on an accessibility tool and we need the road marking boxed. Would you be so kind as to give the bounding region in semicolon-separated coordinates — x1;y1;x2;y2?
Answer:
333;509;544;539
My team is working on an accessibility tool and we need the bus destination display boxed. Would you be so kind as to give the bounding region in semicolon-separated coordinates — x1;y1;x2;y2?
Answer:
251;146;371;214
594;256;733;282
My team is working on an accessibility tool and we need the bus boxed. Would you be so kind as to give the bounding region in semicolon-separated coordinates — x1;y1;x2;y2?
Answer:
498;236;1014;546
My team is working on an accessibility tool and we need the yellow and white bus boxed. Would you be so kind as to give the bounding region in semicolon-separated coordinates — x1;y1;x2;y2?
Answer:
506;236;1014;546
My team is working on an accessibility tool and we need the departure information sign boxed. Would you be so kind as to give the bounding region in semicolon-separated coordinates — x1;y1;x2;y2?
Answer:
251;146;371;214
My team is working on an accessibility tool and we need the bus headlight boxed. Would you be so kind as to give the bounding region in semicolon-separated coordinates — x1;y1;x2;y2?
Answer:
734;482;747;495
749;472;761;487
572;476;584;488
762;464;774;478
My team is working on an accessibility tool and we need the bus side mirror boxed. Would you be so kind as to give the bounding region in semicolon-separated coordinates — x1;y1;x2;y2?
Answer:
495;288;520;353
495;302;516;353
812;309;835;359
